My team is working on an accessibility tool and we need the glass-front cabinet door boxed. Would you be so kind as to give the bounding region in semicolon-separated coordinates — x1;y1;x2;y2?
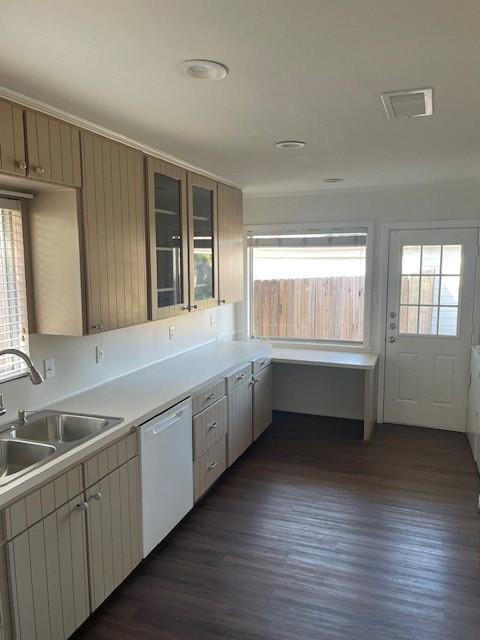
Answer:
187;172;218;310
146;158;189;319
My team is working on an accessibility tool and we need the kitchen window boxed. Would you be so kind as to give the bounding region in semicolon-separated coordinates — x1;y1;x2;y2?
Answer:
247;226;370;345
0;199;30;381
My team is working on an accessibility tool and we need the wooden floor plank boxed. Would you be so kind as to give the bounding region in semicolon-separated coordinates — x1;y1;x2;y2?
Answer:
73;412;480;640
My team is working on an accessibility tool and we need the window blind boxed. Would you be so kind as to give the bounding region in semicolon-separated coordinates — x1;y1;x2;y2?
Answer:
247;228;367;248
0;200;29;381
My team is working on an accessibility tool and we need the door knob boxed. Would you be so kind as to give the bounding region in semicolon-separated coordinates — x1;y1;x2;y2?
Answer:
388;336;396;343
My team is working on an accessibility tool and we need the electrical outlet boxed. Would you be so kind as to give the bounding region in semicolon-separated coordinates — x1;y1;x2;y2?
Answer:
210;313;216;328
44;358;55;379
169;326;175;340
96;345;104;364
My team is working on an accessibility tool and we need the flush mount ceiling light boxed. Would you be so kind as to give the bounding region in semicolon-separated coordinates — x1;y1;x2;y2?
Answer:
380;88;433;119
323;178;344;183
179;59;228;80
274;140;306;149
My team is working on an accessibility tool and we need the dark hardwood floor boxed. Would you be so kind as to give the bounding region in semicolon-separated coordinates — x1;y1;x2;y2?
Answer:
73;412;480;640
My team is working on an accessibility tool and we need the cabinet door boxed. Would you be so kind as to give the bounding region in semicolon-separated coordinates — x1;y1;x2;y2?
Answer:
146;157;189;319
187;172;218;311
218;183;243;304
227;378;253;465
253;365;273;440
0;98;26;176
81;132;148;333
25;110;81;187
7;495;89;640
86;457;142;610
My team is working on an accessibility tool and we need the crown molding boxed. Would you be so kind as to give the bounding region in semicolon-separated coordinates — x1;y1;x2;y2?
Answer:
0;85;242;190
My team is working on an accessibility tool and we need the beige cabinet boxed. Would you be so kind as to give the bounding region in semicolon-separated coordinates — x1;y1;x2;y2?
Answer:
227;371;253;466
253;365;273;440
0;98;26;177
217;183;243;305
146;157;190;319
193;436;227;501
7;494;89;640
81;131;148;333
187;172;219;311
25;111;81;187
86;457;142;610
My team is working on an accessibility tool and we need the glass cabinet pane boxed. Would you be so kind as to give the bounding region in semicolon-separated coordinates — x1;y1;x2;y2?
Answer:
192;185;214;302
153;172;183;309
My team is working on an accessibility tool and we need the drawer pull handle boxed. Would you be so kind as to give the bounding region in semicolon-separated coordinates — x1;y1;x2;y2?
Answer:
205;392;216;401
76;501;89;511
253;377;259;384
236;373;246;380
88;492;102;501
207;421;219;431
207;461;217;471
260;360;268;365
16;160;27;170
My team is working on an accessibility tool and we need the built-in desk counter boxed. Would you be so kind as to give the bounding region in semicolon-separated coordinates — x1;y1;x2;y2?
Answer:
271;346;379;440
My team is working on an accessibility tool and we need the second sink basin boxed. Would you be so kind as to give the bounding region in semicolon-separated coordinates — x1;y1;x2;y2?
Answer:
0;440;56;481
11;413;121;444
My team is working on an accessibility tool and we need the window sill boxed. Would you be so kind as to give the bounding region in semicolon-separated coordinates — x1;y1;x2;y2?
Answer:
249;337;370;354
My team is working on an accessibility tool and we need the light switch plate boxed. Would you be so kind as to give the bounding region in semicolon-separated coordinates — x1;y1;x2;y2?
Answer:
169;326;175;340
96;345;104;364
44;357;55;379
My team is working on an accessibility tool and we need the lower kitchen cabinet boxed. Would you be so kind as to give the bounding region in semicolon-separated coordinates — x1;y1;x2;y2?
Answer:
253;365;273;440
86;457;142;610
7;494;89;640
227;375;253;466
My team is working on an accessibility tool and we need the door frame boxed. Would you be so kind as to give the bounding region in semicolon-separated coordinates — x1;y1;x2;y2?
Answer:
377;219;480;425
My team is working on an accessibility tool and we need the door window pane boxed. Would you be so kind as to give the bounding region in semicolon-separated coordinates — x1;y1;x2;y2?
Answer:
438;307;458;336
153;173;183;308
401;276;419;304
421;245;441;274
192;186;214;301
399;305;418;333
419;275;439;305
441;245;462;274
440;276;460;306
418;306;438;335
401;246;421;274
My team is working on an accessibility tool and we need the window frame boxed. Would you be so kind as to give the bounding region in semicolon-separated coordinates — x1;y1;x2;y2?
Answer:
245;221;374;350
0;196;32;384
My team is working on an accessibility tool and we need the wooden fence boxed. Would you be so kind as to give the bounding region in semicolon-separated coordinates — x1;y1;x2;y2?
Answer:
253;276;364;341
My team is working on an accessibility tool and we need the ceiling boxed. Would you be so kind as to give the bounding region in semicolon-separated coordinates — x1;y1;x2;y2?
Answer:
1;0;480;195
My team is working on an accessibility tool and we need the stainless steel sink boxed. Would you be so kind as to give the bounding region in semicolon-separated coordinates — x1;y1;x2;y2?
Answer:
0;440;56;483
11;413;114;444
0;411;124;486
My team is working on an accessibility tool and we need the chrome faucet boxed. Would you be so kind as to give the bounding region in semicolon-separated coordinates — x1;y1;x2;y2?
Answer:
0;349;44;385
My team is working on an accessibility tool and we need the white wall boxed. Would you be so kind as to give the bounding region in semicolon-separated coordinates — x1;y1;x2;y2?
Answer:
0;305;236;423
244;180;480;420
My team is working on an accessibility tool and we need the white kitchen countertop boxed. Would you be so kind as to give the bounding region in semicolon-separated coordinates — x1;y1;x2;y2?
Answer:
271;346;378;370
0;339;270;506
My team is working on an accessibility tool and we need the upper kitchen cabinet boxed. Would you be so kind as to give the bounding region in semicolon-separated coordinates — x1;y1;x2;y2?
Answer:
0;97;26;176
187;172;219;311
217;183;243;305
25;110;82;187
81;132;148;333
146;157;189;319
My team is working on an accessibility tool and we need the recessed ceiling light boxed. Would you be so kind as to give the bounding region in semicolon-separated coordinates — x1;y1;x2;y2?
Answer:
323;178;344;183
179;59;228;80
274;140;306;149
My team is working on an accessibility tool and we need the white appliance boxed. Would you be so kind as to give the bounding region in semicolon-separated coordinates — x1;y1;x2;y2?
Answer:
139;397;193;557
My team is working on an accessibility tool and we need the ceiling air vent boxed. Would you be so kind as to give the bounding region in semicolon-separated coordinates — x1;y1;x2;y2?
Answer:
380;88;433;119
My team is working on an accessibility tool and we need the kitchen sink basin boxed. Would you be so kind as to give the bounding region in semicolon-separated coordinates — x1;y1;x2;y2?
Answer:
0;440;56;483
11;413;115;444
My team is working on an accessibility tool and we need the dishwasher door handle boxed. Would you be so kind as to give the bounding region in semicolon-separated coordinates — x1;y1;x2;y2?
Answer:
144;409;187;438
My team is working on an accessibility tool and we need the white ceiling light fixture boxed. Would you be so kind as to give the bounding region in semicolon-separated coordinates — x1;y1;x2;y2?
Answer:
323;178;344;183
274;140;306;149
179;59;229;80
380;88;433;119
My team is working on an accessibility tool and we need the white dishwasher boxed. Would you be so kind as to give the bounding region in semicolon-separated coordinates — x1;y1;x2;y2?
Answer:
139;397;193;557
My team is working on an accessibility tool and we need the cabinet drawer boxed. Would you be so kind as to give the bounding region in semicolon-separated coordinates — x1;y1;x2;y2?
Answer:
3;464;82;540
226;363;252;392
193;396;227;460
192;378;226;415
84;432;137;489
252;355;271;374
193;437;227;502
